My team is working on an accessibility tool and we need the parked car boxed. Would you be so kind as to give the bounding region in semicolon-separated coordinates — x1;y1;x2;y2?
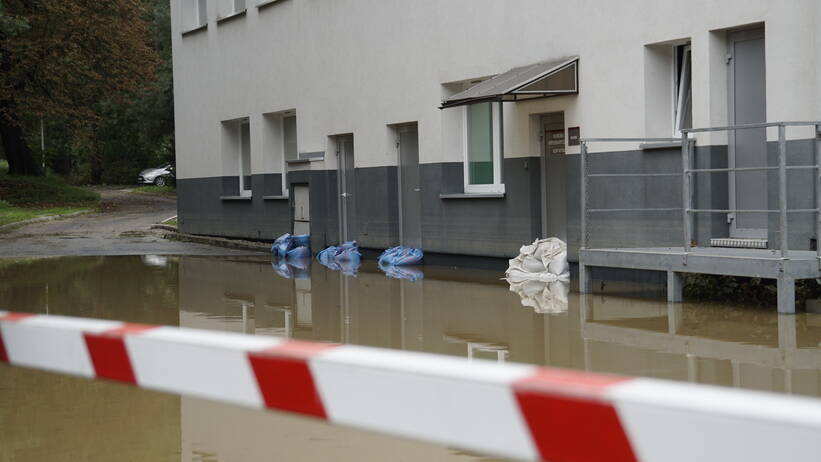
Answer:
137;165;173;186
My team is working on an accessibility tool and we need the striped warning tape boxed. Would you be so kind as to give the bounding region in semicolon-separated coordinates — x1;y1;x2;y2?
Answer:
2;310;821;462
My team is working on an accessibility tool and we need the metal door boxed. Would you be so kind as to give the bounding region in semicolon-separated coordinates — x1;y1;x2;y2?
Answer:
293;185;310;235
728;28;767;238
540;112;567;241
337;135;356;242
398;124;422;248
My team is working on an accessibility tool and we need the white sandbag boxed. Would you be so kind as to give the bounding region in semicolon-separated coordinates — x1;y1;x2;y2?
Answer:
505;238;570;313
505;238;570;283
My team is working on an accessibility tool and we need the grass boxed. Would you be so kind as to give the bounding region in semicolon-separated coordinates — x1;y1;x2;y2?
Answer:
162;217;177;227
0;169;100;227
0;202;91;226
131;185;176;197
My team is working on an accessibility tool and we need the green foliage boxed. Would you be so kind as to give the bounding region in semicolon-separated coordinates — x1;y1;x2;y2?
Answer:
131;185;176;197
0;0;173;182
0;202;91;227
684;274;821;307
0;172;99;208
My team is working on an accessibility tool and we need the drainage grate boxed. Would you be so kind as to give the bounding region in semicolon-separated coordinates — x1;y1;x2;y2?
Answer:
710;238;768;249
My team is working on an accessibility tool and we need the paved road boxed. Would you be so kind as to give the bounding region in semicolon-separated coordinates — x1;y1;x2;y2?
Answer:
0;187;263;258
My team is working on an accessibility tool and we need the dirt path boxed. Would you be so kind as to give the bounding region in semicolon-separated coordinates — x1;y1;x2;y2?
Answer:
0;187;262;258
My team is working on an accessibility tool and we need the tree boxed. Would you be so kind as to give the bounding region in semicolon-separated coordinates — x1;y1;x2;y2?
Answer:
0;0;158;176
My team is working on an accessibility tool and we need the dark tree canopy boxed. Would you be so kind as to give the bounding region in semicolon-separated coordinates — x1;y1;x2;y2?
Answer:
0;0;159;175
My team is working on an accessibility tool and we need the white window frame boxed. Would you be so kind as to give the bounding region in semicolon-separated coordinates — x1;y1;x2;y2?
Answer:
238;119;252;197
280;114;297;198
462;102;505;194
672;43;692;137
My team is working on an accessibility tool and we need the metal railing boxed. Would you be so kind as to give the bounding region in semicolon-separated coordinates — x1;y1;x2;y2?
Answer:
580;122;821;263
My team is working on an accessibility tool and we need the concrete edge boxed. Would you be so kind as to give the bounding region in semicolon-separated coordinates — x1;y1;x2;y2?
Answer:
0;210;94;232
160;230;271;252
149;224;179;233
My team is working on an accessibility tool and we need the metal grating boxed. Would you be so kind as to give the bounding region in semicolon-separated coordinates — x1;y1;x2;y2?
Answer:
710;238;768;249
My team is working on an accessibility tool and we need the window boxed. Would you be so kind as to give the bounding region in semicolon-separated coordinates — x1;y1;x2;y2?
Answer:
673;44;692;136
262;110;297;197
282;114;297;194
184;0;207;30
197;0;207;25
239;120;252;196
222;118;253;197
232;0;246;14
464;102;503;193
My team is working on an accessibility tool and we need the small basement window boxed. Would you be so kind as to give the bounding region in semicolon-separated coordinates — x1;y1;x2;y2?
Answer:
673;44;692;137
464;102;503;194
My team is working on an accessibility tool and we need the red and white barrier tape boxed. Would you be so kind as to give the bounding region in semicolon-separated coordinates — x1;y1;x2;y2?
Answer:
2;310;821;462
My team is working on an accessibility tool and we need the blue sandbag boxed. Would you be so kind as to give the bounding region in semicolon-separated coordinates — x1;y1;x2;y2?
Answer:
318;241;360;263
292;234;310;248
378;261;424;281
286;246;311;259
378;246;423;266
317;246;340;265
272;233;293;257
317;241;361;275
336;246;361;263
273;233;311;258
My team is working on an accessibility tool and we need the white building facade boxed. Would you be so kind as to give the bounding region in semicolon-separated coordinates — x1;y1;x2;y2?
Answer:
171;0;821;259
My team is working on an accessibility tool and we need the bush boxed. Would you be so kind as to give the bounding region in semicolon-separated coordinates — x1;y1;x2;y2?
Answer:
0;173;99;208
684;274;821;307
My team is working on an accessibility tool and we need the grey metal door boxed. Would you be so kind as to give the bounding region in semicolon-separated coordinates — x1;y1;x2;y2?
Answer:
293;185;310;235
728;28;767;239
540;112;567;241
337;135;356;242
398;124;422;248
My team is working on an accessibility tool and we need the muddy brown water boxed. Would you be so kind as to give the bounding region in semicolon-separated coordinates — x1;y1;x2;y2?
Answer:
2;255;821;461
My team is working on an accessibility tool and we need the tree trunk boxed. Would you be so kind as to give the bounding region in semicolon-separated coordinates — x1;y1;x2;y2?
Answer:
0;116;42;176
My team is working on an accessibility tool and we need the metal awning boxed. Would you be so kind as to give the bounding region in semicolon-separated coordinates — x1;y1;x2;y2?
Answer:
440;57;578;109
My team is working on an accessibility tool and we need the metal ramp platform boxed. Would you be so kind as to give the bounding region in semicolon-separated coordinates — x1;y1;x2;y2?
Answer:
578;122;821;314
579;247;821;313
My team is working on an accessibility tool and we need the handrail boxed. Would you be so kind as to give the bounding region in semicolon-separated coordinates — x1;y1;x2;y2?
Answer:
683;121;821;133
580;122;821;264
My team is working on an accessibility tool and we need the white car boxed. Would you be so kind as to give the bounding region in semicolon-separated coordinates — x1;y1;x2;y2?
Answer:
137;165;173;186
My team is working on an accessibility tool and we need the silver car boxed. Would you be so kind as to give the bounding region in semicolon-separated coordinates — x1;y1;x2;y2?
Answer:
137;165;172;186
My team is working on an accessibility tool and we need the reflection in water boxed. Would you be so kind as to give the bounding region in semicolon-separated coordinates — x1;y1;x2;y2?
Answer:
3;255;821;461
507;279;569;314
378;261;425;281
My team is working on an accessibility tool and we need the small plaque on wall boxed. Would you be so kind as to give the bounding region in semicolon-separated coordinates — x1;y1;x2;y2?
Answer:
546;129;566;155
568;127;581;146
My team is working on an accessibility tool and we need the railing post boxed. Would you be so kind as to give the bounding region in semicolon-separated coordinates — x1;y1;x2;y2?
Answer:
816;124;821;268
580;141;588;250
681;132;691;252
778;124;789;259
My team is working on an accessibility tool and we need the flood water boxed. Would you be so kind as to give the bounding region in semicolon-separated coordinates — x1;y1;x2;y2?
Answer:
2;255;821;461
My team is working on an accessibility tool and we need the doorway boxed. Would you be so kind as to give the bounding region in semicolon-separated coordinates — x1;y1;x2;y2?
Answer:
397;124;422;248
336;135;356;243
727;27;767;239
540;112;567;241
292;184;310;235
